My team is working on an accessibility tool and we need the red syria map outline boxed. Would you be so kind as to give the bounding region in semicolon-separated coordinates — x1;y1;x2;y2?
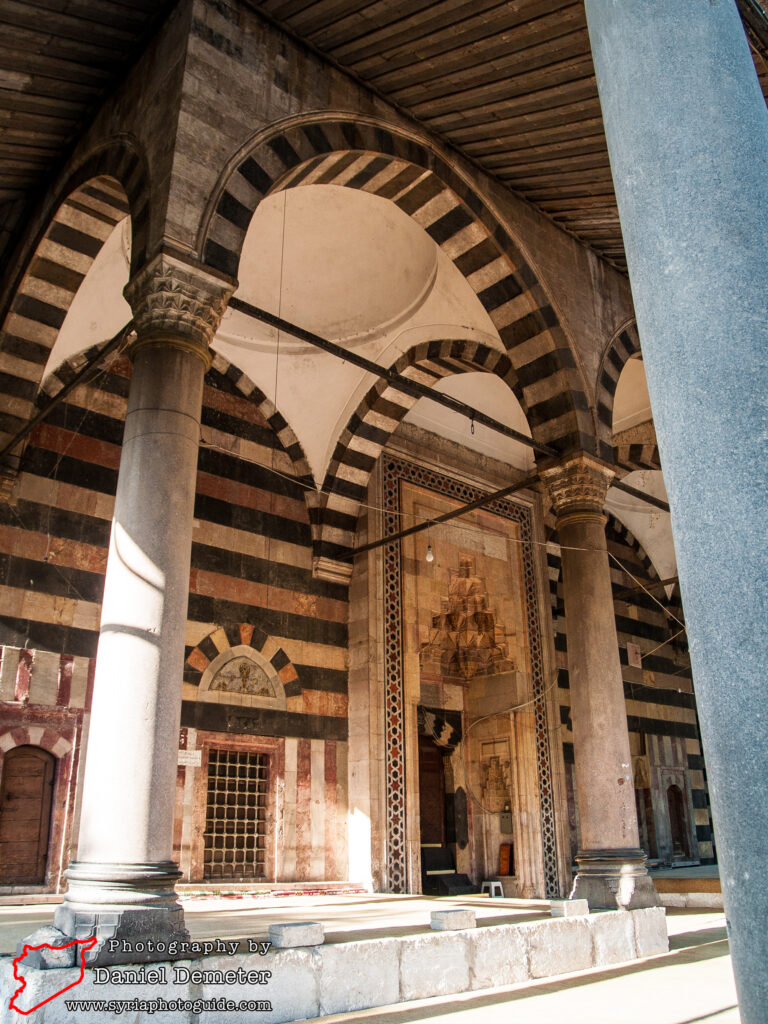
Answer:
9;936;97;1015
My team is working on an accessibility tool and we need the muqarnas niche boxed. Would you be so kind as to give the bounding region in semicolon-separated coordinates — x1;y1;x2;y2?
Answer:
420;556;516;685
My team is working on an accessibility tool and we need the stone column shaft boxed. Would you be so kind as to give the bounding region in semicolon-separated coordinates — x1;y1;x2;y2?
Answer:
541;454;657;910
54;254;234;963
585;2;768;1016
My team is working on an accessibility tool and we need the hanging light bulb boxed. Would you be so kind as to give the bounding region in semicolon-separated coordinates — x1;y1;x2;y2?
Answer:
426;544;434;563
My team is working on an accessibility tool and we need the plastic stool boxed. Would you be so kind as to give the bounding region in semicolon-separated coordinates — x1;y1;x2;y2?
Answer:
480;880;504;898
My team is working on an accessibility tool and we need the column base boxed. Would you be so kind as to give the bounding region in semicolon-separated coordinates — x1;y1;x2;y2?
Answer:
570;848;660;910
52;861;190;965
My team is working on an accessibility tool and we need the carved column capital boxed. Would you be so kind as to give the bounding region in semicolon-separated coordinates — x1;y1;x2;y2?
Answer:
124;253;236;368
539;452;615;526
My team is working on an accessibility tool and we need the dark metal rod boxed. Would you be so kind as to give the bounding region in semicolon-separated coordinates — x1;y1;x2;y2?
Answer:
0;322;133;463
229;296;557;457
349;473;541;558
612;478;670;512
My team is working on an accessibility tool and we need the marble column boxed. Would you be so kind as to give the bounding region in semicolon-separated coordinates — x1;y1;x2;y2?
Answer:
54;254;234;964
541;453;657;910
585;2;768;1016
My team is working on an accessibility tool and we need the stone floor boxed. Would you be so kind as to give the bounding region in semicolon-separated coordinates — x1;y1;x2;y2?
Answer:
0;893;553;953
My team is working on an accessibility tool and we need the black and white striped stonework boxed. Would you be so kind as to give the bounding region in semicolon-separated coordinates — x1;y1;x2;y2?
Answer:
613;440;662;475
595;321;642;456
203;118;593;457
0;348;349;745
0;147;149;463
314;339;523;569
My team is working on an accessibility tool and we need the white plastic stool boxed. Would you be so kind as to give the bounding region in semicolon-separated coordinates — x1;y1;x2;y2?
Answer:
480;880;504;898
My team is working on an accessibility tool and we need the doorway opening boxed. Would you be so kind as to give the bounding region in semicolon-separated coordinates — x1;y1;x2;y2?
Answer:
0;746;55;885
667;783;690;861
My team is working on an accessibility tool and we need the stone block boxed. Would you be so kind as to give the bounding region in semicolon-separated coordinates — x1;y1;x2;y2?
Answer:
201;948;318;1024
268;921;324;948
526;918;593;978
686;892;723;909
550;899;589;918
15;926;76;969
632;907;669;958
468;924;529;990
589;911;637;966
430;909;476;931
317;939;400;1015
0;957;195;1024
0;647;19;701
400;932;470;1001
659;892;686;908
29;650;61;705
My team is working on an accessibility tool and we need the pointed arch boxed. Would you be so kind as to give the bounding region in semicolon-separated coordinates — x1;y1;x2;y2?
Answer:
595;320;662;474
312;337;528;576
200;116;592;461
0;139;150;464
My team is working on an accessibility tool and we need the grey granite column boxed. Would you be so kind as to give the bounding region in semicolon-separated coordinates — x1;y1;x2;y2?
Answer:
585;1;768;1016
541;454;658;910
53;254;234;964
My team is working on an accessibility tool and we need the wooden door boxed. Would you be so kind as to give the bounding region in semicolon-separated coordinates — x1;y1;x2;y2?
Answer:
418;735;446;845
0;746;55;885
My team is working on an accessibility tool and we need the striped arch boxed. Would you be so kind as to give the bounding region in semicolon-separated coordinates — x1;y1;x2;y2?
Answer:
314;338;525;573
0;142;149;466
0;727;72;759
201;117;592;455
595;321;662;474
184;623;300;695
596;321;641;451
40;346;314;494
606;515;663;589
206;351;314;489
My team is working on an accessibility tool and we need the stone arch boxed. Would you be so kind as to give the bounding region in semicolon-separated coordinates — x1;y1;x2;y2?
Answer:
206;351;314;487
40;347;314;496
201;116;591;457
314;337;527;576
595;320;662;474
605;515;663;590
0;727;72;759
0;140;150;462
184;623;300;696
199;645;287;710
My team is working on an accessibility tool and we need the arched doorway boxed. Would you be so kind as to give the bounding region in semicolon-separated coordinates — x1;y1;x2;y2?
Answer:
0;746;56;885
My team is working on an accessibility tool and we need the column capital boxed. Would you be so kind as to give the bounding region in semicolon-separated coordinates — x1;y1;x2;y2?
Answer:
539;452;615;525
124;252;236;367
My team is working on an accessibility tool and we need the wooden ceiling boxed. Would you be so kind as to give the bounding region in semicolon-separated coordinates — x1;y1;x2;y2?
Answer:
0;0;766;273
0;0;175;262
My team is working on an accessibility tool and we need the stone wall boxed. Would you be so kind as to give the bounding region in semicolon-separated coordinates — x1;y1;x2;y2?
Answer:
0;349;349;889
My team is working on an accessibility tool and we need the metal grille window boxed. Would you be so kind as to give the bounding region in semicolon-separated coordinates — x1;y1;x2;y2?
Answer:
204;748;268;880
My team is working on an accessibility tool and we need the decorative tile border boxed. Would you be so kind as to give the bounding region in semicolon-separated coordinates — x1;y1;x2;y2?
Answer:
382;456;559;896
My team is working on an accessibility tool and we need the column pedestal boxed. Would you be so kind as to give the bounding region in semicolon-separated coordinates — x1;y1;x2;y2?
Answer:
571;849;656;911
